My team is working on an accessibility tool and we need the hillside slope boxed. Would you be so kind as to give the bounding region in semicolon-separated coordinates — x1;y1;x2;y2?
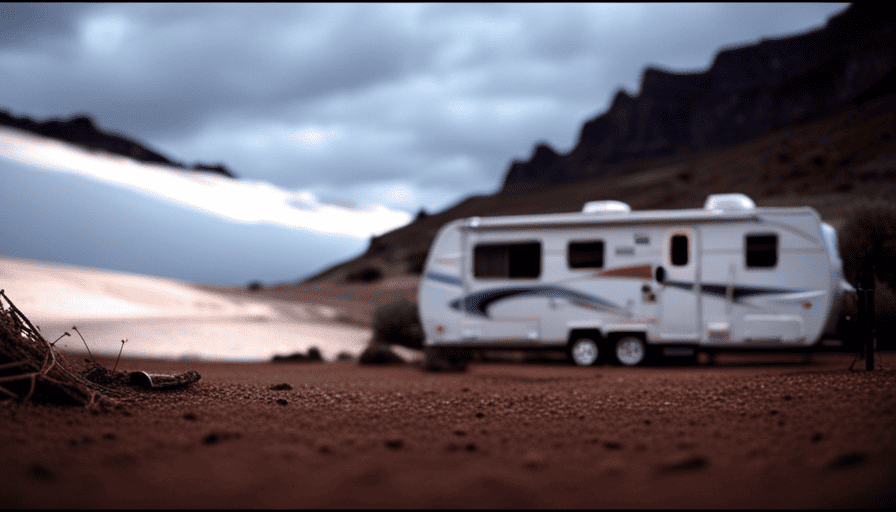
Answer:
0;110;236;178
502;4;894;193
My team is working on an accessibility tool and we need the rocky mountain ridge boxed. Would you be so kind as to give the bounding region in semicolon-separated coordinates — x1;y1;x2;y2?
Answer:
0;110;236;178
502;4;894;193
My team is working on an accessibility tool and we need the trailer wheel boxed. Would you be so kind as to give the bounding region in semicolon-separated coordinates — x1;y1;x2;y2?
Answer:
568;337;600;366
615;336;647;366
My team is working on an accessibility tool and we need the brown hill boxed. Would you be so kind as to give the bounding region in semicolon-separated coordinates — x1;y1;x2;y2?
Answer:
0;110;237;178
503;4;895;194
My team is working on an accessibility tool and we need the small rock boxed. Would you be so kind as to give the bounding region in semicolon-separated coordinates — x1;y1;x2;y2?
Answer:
29;464;56;481
522;451;547;470
829;452;867;470
385;439;404;450
270;383;293;391
658;455;708;474
276;399;288;406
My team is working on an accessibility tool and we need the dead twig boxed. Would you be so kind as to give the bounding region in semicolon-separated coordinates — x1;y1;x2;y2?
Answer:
113;339;127;372
70;326;96;364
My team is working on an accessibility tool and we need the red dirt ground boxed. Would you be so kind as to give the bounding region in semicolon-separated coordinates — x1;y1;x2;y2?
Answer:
1;352;895;508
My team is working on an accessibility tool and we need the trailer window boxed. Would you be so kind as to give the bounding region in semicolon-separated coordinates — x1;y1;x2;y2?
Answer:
568;241;604;269
746;234;777;268
474;242;541;279
671;234;689;266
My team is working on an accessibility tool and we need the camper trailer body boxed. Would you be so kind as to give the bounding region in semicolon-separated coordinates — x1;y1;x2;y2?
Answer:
417;194;849;366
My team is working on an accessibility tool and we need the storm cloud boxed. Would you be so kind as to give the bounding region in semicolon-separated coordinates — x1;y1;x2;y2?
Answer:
0;3;849;215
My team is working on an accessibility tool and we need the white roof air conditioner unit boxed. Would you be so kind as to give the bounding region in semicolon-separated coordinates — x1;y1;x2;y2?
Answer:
582;200;631;214
703;193;756;211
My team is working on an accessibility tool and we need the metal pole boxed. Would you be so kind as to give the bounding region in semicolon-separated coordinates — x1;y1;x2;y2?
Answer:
857;267;867;364
858;265;876;371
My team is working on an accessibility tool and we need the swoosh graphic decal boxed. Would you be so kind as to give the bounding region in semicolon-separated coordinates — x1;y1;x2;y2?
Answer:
665;280;798;301
450;285;624;318
425;272;462;286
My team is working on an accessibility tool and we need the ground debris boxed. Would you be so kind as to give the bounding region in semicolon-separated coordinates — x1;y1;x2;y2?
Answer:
1;289;114;407
128;371;201;389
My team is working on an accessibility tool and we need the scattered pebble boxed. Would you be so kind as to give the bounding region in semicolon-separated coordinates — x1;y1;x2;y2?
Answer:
657;455;708;473
522;451;547;470
385;439;404;450
276;399;288;406
183;413;197;421
203;432;240;445
604;441;622;450
828;452;867;470
270;383;293;391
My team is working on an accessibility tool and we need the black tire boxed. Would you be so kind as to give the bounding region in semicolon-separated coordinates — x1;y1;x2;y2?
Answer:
614;336;647;366
568;337;600;366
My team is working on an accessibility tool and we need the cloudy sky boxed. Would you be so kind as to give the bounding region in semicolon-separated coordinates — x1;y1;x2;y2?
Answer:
1;3;850;218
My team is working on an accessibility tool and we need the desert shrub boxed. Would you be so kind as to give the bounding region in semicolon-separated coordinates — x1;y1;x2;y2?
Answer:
358;342;405;365
247;281;263;292
405;250;429;275
1;290;113;406
838;200;896;290
838;200;896;349
372;299;424;349
271;346;324;363
346;266;383;283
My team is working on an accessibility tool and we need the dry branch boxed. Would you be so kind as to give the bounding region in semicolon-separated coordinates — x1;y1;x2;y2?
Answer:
0;289;115;407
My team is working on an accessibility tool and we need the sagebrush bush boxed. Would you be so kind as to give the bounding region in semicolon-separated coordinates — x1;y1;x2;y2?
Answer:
372;299;424;349
838;200;896;290
358;341;406;365
838;200;896;349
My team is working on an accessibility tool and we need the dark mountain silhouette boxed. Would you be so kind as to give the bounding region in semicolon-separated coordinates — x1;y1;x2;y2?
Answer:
502;4;894;193
0;110;237;178
298;3;896;289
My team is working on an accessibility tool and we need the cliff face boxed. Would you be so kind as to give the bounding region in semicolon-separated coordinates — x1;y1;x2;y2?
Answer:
502;4;896;194
0;111;237;179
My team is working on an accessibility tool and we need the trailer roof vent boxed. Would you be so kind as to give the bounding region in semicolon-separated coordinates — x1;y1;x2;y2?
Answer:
704;193;755;211
582;200;631;214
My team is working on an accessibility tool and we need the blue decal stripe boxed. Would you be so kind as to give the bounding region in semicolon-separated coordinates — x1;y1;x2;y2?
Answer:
425;272;462;286
449;285;624;317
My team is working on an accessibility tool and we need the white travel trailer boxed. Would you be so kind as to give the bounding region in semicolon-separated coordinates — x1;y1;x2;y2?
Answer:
417;193;851;369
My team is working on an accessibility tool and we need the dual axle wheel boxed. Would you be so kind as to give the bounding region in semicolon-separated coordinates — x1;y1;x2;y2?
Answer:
568;336;647;367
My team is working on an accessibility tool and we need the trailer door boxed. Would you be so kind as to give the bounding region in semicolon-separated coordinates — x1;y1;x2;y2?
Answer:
460;233;542;343
656;227;700;341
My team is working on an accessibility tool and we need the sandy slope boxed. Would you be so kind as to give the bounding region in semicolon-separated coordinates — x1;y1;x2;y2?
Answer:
0;256;378;362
